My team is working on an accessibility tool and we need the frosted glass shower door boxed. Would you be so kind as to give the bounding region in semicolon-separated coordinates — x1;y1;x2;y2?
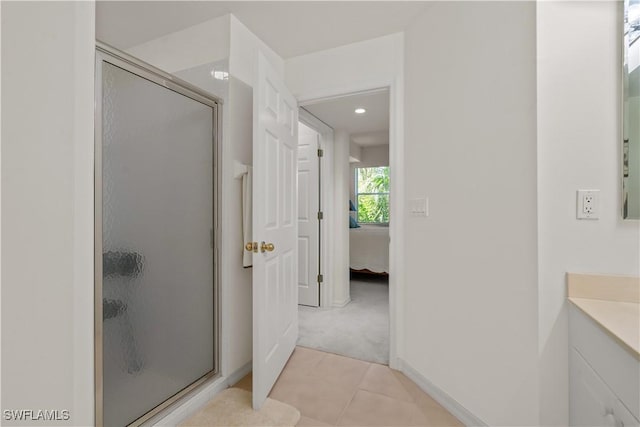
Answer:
100;60;215;427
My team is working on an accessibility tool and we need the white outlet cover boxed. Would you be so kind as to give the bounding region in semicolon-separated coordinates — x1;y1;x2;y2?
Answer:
576;189;600;220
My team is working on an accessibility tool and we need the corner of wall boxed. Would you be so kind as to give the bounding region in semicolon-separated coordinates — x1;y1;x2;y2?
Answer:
228;14;285;87
125;14;231;73
400;359;488;427
332;130;352;307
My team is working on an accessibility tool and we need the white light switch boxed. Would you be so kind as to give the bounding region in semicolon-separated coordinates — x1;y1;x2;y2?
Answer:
410;198;428;217
576;190;600;220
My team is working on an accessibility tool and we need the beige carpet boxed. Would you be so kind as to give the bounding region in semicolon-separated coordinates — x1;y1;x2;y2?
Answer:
179;388;300;427
298;278;389;364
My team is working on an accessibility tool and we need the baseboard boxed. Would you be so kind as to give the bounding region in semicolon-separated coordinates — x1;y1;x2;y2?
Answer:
398;358;487;427
225;361;253;388
332;296;351;308
151;361;252;426
388;355;400;371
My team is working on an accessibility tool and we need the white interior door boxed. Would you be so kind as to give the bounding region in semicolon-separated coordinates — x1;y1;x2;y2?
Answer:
297;123;320;307
252;53;299;409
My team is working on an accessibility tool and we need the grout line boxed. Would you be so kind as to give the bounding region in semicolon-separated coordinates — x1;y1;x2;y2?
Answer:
357;364;417;405
333;384;360;426
356;387;415;405
332;361;373;426
390;370;419;405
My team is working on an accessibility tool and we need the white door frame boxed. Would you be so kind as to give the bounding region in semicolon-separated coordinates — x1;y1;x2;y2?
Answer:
297;78;404;369
298;108;335;308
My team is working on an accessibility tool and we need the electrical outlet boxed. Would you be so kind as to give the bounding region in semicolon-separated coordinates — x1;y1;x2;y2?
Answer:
577;190;600;220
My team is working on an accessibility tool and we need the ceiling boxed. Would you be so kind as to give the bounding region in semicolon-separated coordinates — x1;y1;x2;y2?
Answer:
303;90;389;146
96;1;429;58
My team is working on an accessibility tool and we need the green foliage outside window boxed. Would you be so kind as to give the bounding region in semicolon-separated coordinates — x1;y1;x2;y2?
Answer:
356;166;390;223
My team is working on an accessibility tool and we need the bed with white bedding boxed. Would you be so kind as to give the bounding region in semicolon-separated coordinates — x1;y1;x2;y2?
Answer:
349;225;389;274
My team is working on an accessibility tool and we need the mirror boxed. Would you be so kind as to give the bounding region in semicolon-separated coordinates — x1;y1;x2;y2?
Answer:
623;0;640;219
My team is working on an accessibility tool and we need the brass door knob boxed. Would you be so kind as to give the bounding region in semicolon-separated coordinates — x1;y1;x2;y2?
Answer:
261;242;275;252
245;242;258;252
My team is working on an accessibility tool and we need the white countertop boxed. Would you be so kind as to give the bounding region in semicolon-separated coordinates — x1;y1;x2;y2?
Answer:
569;297;640;359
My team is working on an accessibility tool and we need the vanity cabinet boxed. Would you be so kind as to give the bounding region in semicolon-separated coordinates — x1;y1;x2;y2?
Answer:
569;305;640;427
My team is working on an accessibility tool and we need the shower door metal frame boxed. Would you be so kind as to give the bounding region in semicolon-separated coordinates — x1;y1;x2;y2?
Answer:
94;41;222;427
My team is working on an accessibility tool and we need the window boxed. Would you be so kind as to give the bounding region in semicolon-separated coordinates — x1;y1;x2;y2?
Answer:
355;166;390;224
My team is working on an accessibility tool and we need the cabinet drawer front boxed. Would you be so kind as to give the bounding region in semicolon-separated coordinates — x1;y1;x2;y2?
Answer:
570;348;617;426
569;305;640;420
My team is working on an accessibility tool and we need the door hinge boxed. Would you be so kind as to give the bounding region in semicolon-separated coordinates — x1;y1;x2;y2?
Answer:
317;211;324;220
317;274;323;283
317;148;324;157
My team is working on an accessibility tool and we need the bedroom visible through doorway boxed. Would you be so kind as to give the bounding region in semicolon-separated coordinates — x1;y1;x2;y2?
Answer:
296;89;390;365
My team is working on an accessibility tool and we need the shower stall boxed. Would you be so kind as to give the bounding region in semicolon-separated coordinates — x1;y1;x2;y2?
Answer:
94;43;219;427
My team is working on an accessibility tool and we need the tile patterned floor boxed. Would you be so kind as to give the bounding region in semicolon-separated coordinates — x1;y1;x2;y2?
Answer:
233;346;463;427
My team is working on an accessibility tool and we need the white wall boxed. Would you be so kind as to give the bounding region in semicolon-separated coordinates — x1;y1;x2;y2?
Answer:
126;15;229;72
403;3;539;425
286;34;403;101
355;145;389;168
537;2;640;425
1;2;96;425
218;76;254;376
229;15;284;88
349;141;362;163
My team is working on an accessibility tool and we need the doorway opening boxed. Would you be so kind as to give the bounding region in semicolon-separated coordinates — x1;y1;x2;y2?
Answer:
296;89;391;365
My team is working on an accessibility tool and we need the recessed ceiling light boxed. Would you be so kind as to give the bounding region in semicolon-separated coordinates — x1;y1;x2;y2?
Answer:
354;108;366;114
210;69;229;81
